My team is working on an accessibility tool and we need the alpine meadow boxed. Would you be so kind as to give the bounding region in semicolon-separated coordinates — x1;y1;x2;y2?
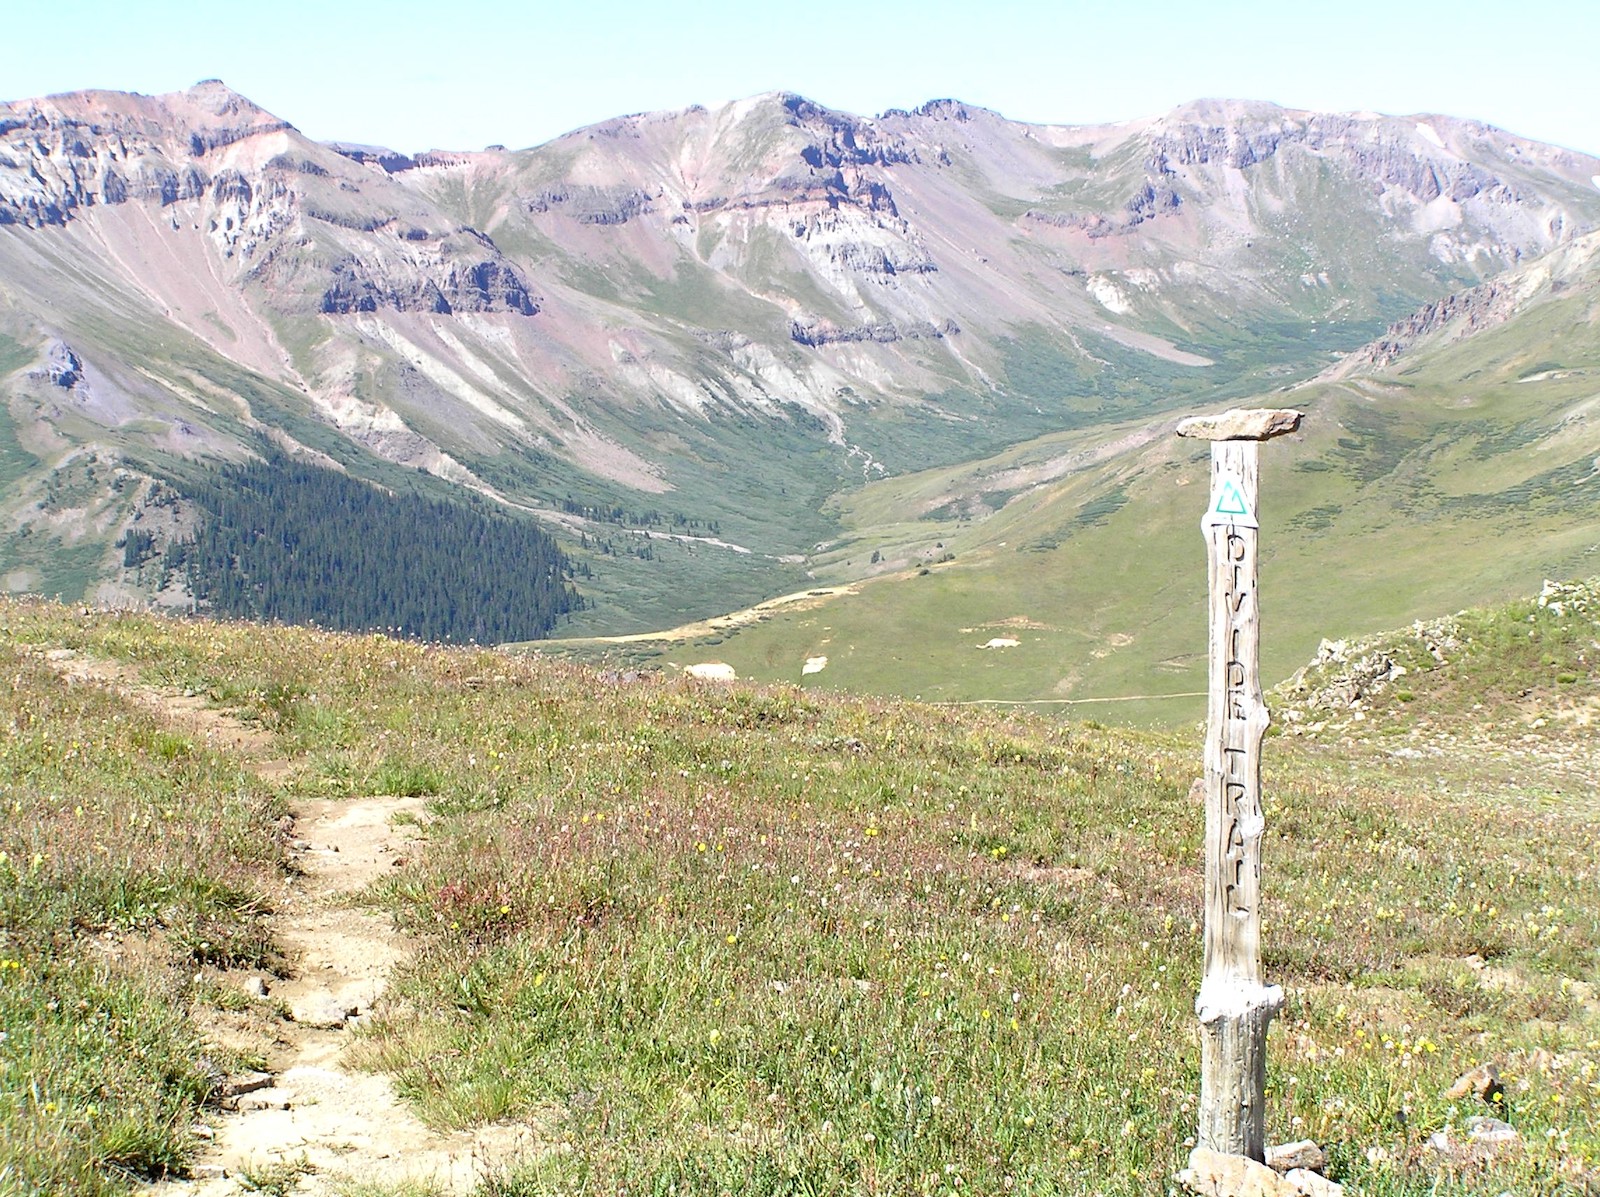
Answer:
1;73;1598;1197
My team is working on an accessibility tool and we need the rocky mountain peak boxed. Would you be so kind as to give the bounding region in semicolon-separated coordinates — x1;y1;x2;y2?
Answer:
0;81;539;320
182;78;276;119
908;98;998;124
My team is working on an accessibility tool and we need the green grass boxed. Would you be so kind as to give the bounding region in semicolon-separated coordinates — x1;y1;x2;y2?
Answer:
0;605;286;1193
5;597;1595;1195
0;336;41;492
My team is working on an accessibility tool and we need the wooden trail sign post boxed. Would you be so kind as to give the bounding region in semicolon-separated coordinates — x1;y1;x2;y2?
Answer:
1175;407;1302;1161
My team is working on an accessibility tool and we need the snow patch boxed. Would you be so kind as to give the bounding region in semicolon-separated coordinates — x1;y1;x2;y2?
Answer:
1415;123;1445;149
979;638;1021;650
802;655;829;675
1592;175;1600;191
1086;275;1132;315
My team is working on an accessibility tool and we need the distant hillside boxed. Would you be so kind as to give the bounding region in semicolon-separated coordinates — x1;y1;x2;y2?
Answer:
162;452;583;643
3;83;1599;637
573;231;1600;721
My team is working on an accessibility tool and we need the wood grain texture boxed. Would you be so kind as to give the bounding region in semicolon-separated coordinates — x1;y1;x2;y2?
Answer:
1194;438;1283;1160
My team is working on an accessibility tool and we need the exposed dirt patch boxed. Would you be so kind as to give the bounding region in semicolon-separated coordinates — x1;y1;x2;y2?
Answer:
551;582;861;647
1019;864;1097;887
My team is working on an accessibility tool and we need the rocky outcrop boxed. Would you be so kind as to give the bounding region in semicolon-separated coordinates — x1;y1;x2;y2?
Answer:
1145;111;1527;210
0;83;289;227
781;94;919;170
0;153;210;227
1303;115;1517;204
1286;639;1411;712
820;238;936;276
319;256;538;316
32;341;84;389
0;83;541;320
1340;279;1519;369
1149;122;1288;172
1025;178;1182;238
528;185;656;225
789;317;958;346
906;98;995;123
326;143;417;173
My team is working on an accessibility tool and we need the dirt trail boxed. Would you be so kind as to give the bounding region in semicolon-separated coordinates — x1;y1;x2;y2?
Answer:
156;797;538;1196
41;648;291;779
33;649;537;1194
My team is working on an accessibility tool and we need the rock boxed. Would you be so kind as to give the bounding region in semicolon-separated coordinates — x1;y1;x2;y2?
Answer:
41;342;83;388
1175;408;1303;442
220;1071;274;1097
243;975;269;998
192;1164;229;1180
235;1090;292;1111
1466;1116;1519;1146
1431;1118;1521;1161
789;316;955;346
1282;1169;1342;1197
290;995;355;1028
1178;1147;1285;1197
1181;1148;1344;1197
1345;278;1522;370
1446;1062;1503;1104
1266;1141;1326;1174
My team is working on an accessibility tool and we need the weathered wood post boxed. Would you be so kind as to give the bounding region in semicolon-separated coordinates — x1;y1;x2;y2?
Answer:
1175;407;1302;1161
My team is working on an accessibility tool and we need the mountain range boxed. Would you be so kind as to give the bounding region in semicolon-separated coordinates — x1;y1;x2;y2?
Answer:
3;80;1599;711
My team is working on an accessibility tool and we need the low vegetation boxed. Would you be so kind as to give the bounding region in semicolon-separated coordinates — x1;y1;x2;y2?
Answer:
0;590;1596;1195
1275;577;1600;793
0;607;285;1193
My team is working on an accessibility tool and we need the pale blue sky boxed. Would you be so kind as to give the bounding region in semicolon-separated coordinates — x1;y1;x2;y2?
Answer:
8;0;1598;156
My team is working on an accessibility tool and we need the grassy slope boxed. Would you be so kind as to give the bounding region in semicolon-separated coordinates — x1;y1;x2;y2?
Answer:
1273;578;1600;779
2;596;1596;1195
0;605;285;1193
581;262;1600;724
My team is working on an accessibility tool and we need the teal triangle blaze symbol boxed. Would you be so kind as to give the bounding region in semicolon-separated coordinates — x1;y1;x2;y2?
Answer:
1214;478;1250;518
1204;473;1258;529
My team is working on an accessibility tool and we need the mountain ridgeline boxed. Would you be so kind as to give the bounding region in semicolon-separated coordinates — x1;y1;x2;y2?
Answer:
1;82;1598;680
